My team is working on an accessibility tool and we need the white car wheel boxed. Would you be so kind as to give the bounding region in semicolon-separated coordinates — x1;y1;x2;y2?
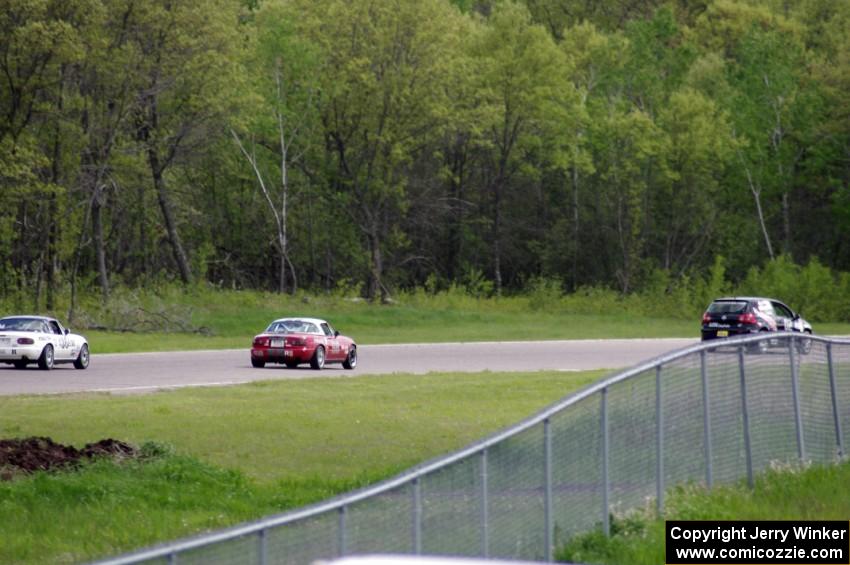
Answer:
74;344;90;369
798;332;813;355
38;345;54;370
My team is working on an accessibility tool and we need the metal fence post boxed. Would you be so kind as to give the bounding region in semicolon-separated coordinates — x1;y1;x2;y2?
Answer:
827;343;845;459
739;347;754;488
338;506;347;557
412;477;422;554
789;337;806;461
601;387;610;536
701;350;713;489
257;528;267;565
656;366;664;514
480;449;489;558
544;418;553;562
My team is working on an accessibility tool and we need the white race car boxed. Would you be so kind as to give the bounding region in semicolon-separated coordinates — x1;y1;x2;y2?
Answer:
0;316;90;370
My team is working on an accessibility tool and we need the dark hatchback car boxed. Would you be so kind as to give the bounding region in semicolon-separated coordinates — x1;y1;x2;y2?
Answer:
701;297;813;352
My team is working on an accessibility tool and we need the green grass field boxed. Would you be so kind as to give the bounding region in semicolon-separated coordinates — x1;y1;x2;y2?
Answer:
32;286;849;353
0;369;604;564
557;460;850;564
3;286;849;563
83;298;702;353
84;311;700;353
6;285;850;353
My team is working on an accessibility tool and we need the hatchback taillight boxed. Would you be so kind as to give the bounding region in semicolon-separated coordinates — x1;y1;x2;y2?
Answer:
702;313;711;324
739;313;757;325
17;337;34;345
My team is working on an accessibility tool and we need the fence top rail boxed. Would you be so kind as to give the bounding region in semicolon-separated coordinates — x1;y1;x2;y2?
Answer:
92;332;849;565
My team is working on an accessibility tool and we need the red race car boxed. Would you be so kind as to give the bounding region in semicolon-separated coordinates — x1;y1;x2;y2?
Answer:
250;317;357;370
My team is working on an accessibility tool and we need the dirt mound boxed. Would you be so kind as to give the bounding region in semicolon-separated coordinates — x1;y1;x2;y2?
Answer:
0;437;137;480
80;438;137;459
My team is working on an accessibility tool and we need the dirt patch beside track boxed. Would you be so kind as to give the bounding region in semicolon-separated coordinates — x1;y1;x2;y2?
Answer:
0;437;136;480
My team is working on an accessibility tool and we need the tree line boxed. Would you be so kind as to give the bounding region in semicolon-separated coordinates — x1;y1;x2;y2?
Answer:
2;0;849;306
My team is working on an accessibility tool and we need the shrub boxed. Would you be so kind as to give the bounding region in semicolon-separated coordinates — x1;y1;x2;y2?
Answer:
739;255;849;322
526;276;564;311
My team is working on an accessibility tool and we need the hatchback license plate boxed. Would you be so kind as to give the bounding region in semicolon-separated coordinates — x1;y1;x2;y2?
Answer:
717;330;729;337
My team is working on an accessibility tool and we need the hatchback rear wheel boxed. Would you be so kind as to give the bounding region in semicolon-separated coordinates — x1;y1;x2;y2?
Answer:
749;330;770;355
797;331;813;355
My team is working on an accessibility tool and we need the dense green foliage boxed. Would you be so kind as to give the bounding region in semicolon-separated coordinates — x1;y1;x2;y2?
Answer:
2;0;850;307
5;253;850;354
0;369;602;563
556;460;850;565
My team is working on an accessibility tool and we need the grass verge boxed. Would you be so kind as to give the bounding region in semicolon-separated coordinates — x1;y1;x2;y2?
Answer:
84;311;700;353
7;285;850;353
556;460;850;565
0;369;603;564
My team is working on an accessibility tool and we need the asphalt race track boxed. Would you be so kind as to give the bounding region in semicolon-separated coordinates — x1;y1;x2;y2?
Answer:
0;338;698;396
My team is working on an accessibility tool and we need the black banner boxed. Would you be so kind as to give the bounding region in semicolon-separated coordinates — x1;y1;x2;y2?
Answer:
666;521;849;564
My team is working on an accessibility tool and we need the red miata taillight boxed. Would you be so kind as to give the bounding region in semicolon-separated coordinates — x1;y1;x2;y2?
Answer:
702;313;711;324
253;337;270;347
738;313;757;325
286;337;306;347
17;337;34;345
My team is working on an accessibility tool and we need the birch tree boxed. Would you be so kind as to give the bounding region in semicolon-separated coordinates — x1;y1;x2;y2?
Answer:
231;5;319;294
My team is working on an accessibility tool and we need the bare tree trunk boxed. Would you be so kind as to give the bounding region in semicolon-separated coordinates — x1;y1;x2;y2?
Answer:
307;182;316;286
445;137;468;282
79;100;112;298
138;184;148;278
33;253;43;313
492;181;502;296
782;191;791;255
230;129;288;294
615;191;631;294
46;197;58;310
571;163;580;291
286;254;298;294
139;90;192;285
325;241;332;293
68;197;93;326
368;228;385;302
275;228;289;293
91;185;110;297
47;66;65;311
739;152;774;259
276;63;290;294
148;147;193;284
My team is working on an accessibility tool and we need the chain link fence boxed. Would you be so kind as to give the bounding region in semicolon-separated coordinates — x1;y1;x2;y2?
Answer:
95;333;849;565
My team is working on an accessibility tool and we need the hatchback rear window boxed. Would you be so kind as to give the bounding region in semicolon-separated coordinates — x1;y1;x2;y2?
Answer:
707;301;748;314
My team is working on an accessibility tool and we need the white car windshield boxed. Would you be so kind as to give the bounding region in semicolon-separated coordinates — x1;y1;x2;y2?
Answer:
266;320;320;334
0;318;45;332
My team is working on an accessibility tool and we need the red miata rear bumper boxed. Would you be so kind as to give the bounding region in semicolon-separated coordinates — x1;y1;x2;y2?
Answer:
251;346;313;363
